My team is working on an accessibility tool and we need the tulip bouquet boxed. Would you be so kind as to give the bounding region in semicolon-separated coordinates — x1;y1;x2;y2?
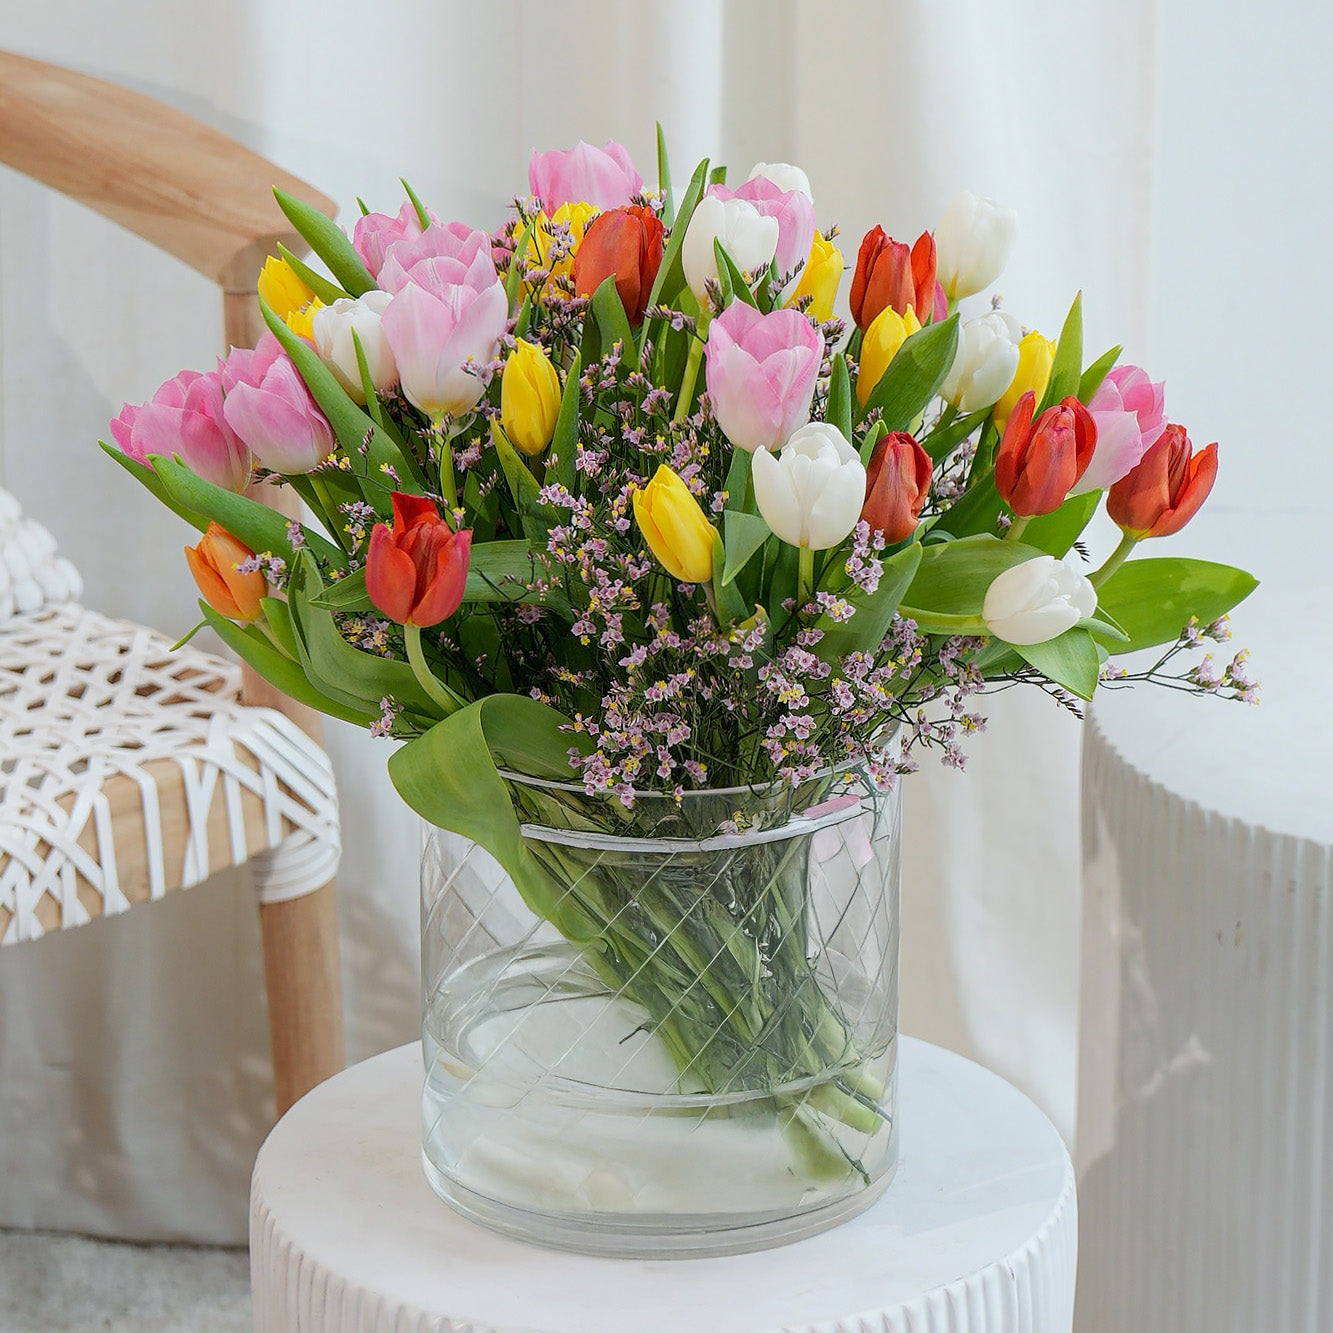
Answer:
105;136;1255;1186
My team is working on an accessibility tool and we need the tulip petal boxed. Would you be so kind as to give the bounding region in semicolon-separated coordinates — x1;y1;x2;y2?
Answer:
366;523;417;624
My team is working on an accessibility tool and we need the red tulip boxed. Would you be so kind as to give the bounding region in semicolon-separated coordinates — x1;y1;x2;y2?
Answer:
861;431;932;543
572;204;665;326
849;227;937;331
366;492;471;627
995;391;1097;517
1107;423;1217;538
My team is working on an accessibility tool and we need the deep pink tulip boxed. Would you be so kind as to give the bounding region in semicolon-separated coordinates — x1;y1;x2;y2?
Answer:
704;304;822;454
111;369;252;492
529;140;642;212
1074;364;1168;494
377;221;497;295
220;334;336;474
352;200;436;279
708;177;816;289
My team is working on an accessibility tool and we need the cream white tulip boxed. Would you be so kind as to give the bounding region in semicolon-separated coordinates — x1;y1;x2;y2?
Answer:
940;310;1022;412
935;190;1018;301
746;161;812;199
681;194;780;304
982;554;1096;645
752;421;866;551
312;290;398;404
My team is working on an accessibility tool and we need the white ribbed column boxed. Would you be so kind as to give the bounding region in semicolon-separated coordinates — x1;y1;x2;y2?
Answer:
1076;709;1333;1331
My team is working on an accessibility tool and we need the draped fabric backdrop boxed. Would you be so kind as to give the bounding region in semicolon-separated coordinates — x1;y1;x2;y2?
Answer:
0;0;1311;1242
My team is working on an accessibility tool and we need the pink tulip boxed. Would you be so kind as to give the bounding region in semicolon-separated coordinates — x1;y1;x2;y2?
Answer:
380;275;509;419
1072;364;1168;495
708;177;816;290
220;334;336;474
529;140;642;212
111;369;252;491
704;304;822;454
377;221;498;295
352;200;436;279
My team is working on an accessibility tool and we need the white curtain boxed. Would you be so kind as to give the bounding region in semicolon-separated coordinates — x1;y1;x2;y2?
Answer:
1;0;1294;1242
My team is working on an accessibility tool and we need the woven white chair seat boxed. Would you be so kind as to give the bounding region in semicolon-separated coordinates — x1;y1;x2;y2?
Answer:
0;603;340;945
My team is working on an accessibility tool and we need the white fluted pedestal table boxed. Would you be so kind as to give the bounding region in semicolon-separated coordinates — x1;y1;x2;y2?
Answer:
250;1038;1076;1333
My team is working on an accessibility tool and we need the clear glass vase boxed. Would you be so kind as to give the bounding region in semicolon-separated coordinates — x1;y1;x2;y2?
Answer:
419;764;901;1257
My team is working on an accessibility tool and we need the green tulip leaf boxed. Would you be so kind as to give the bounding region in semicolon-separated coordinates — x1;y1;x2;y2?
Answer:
591;274;637;363
1079;344;1121;404
506;216;538;311
275;243;347;306
814;542;923;662
901;533;1045;617
545;351;583;493
711;530;749;624
861;314;960;433
827;353;853;444
1038;291;1082;412
721;509;772;586
656;122;674;226
101;441;209;530
1011;626;1100;700
1095;557;1259;653
1021;490;1102;557
647;156;709;310
714;239;759;309
399;177;433;231
921;406;990;462
309;566;371;612
273;188;376;297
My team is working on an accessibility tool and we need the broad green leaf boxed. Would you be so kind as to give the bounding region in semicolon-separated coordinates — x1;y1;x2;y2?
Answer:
656;123;674;226
399;178;432;231
711;530;748;623
861;314;960;431
273;188;376;296
259;596;301;657
1038;291;1082;412
722;443;751;513
721;509;771;585
1012;626;1100;700
714;239;759;308
591;275;637;362
901;533;1045;617
309;566;370;612
490;423;553;542
858;419;888;467
1079;344;1121;404
827;354;852;443
388;695;604;941
1096;557;1259;652
708;164;727;186
199;601;376;726
546;351;583;493
814;543;922;662
150;456;344;566
101;441;207;529
1022;490;1101;557
506;216;537;310
276;243;347;305
463;540;543;604
647;157;709;309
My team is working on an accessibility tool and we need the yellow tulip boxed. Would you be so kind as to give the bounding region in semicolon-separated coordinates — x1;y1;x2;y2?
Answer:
787;232;844;323
857;305;921;407
258;255;317;321
283;296;323;343
632;465;716;584
525;201;597;297
993;330;1056;432
501;340;562;456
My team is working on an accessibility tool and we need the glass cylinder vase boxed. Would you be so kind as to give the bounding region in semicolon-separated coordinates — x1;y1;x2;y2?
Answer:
419;765;901;1258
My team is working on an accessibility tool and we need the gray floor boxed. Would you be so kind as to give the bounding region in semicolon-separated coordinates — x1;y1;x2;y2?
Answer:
0;1230;249;1333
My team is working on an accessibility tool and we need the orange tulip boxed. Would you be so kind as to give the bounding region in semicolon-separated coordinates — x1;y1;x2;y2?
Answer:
850;227;936;331
995;391;1097;517
185;523;267;622
861;431;932;543
572;204;665;326
1107;423;1217;538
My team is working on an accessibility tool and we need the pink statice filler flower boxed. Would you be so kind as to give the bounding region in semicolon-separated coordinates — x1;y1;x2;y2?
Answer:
220;333;336;474
529;140;642;212
1071;364;1167;495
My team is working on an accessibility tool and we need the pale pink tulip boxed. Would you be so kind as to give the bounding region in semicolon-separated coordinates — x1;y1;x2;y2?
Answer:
529;140;641;212
708;177;816;290
111;369;252;491
380;277;509;419
704;304;822;454
377;221;497;295
352;200;436;279
221;334;336;474
1072;364;1168;495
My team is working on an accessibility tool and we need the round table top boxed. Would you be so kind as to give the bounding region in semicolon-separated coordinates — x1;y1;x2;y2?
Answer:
250;1037;1076;1333
1089;509;1331;846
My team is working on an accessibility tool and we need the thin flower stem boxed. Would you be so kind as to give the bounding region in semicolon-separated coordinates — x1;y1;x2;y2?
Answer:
1090;529;1138;589
1005;514;1030;542
672;314;710;424
797;545;815;610
404;623;465;714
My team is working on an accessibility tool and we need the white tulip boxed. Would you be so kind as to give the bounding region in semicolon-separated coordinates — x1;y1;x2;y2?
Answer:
752;421;866;551
747;161;813;199
982;555;1097;646
940;310;1022;412
312;290;398;404
935;189;1018;301
681;194;780;304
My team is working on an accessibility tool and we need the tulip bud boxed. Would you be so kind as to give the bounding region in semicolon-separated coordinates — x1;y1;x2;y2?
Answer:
366;492;472;627
995;391;1097;517
185;523;267;623
312;290;397;404
982;554;1097;645
572;204;665;326
681;194;780;305
856;305;922;407
501;340;562;457
1072;365;1167;495
786;232;843;323
632;465;716;583
993;330;1056;432
257;255;316;322
935;190;1018;301
710;179;816;295
529;139;642;212
747;162;812;199
940;310;1022;412
1107;423;1218;539
850;227;936;330
282;297;324;343
861;432;932;543
752;421;866;551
